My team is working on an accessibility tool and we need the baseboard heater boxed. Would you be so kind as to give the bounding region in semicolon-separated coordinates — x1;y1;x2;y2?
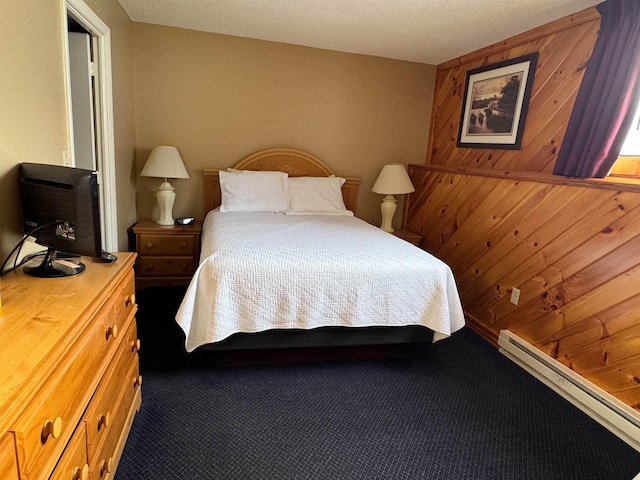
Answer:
497;330;640;453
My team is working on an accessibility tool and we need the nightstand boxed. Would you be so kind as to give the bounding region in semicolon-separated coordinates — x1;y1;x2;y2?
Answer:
392;228;422;246
132;220;202;289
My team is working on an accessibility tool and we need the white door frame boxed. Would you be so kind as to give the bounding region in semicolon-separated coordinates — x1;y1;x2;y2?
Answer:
64;0;118;252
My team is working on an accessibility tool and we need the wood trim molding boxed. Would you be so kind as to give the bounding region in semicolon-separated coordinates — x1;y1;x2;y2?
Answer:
408;164;640;194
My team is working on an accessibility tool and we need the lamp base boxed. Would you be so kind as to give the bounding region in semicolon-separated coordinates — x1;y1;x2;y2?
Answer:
156;181;176;226
379;195;397;233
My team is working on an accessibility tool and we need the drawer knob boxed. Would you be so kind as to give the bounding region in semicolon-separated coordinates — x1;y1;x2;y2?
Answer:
100;457;114;477
145;242;154;249
72;464;89;480
133;374;143;388
181;263;188;271
41;416;63;441
125;293;136;307
131;338;142;352
144;264;154;272
97;412;111;430
106;323;118;340
181;242;188;249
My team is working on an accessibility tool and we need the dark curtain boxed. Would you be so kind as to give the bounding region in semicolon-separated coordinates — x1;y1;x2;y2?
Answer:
553;0;640;178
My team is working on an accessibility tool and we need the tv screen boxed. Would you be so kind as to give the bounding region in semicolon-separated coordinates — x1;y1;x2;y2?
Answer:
19;163;103;277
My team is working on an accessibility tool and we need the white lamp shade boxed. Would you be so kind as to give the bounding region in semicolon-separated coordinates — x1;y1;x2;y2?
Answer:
141;146;189;226
141;146;190;180
372;163;415;195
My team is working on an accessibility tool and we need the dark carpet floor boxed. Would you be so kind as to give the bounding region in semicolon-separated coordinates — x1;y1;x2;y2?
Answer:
115;287;640;480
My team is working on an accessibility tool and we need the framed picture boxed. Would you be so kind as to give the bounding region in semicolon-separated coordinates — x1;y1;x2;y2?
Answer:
457;53;538;150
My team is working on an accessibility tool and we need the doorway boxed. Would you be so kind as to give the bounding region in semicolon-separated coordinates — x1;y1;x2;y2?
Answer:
65;0;118;252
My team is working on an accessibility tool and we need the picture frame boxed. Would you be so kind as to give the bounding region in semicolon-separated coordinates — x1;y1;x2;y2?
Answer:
457;52;538;150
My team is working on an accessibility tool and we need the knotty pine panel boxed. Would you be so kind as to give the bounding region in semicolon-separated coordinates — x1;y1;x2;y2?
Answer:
406;167;640;412
409;6;640;413
427;9;599;173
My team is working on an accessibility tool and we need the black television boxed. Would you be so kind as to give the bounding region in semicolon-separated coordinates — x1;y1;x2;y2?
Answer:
18;163;104;277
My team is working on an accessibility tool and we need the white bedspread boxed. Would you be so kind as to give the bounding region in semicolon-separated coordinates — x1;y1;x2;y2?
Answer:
176;212;465;351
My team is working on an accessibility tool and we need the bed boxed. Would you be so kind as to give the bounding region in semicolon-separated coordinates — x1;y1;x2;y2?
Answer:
175;148;465;353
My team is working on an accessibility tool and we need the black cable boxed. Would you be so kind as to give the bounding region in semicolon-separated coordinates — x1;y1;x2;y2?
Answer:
14;249;47;269
0;224;51;277
0;234;28;277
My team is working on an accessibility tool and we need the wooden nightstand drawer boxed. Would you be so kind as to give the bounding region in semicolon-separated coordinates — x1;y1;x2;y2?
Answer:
133;220;202;289
137;234;197;256
138;256;195;277
392;229;422;246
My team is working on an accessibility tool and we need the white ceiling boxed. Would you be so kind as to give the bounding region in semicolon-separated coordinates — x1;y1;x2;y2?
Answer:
117;0;601;65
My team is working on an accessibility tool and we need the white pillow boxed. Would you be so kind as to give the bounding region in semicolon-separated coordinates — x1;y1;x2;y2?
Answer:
285;176;353;215
219;170;288;213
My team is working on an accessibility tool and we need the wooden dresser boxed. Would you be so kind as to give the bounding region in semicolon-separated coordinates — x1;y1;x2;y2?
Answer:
0;253;141;480
133;220;202;289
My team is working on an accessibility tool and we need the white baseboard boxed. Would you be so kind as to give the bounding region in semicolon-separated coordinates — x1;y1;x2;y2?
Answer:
497;330;640;453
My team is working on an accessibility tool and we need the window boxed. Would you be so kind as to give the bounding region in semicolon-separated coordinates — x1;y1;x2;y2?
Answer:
609;100;640;177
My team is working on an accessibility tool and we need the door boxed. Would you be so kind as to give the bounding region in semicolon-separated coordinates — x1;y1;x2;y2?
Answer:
68;31;97;171
65;0;118;252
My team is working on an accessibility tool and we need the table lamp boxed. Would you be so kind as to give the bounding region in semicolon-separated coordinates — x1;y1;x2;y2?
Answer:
141;146;190;226
372;163;415;233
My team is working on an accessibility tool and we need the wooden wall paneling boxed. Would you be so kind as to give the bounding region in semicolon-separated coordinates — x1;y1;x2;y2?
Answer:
413;177;536;258
447;183;551;273
465;187;614;318
410;6;640;412
427;16;599;173
412;173;485;249
518;261;640;344
439;176;501;247
457;185;585;301
407;169;640;410
588;355;640;395
475;191;635;328
563;293;640;362
615;386;640;411
504;26;597;172
429;64;475;165
404;171;452;245
488;194;640;331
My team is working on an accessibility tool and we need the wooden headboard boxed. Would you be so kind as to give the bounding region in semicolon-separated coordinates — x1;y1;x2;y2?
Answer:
203;148;361;213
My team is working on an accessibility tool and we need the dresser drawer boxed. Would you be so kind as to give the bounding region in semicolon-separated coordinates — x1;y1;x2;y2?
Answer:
0;433;18;480
49;423;88;480
112;270;137;332
12;301;118;479
85;319;139;463
137;234;196;256
90;357;141;480
138;256;195;277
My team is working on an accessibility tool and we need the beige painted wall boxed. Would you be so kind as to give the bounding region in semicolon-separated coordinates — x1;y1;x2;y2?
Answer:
0;1;69;262
133;23;436;226
0;0;136;264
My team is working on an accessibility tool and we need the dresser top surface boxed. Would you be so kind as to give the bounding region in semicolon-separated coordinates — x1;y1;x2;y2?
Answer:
0;253;136;423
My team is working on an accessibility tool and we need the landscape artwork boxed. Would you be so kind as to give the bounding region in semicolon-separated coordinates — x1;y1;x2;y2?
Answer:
457;53;538;150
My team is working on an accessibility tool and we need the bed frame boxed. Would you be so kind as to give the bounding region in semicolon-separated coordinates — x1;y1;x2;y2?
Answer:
203;147;361;214
198;147;433;359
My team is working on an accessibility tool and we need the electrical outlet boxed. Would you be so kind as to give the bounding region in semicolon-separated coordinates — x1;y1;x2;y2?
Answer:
510;287;521;305
62;151;72;166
